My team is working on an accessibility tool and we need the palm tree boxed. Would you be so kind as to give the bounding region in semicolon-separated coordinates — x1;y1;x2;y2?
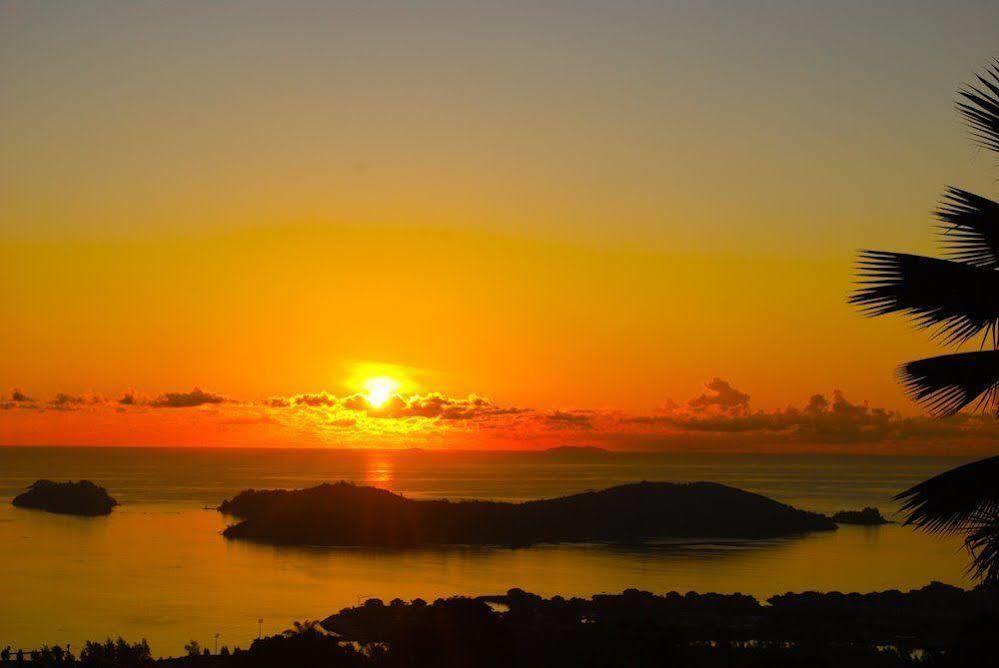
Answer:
284;619;324;637
850;59;999;583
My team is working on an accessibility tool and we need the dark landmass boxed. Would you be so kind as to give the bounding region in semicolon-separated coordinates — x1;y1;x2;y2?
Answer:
321;583;999;662
218;481;835;547
16;583;999;667
539;445;613;458
832;507;891;525
11;479;118;516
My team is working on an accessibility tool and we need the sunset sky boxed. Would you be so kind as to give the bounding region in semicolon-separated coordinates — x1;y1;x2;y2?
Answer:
3;1;999;450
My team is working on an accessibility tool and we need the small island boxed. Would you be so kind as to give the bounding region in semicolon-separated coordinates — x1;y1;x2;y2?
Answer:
831;507;890;525
12;480;118;516
219;481;835;547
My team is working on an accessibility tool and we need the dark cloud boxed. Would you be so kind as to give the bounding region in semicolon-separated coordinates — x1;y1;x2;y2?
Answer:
805;393;829;414
291;392;339;408
50;393;86;410
10;389;33;403
2;388;37;410
688;378;751;414
149;388;226;408
623;384;999;446
545;410;593;429
385;393;524;420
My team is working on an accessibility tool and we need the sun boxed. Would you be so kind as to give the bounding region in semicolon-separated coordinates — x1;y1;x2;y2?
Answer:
364;376;400;408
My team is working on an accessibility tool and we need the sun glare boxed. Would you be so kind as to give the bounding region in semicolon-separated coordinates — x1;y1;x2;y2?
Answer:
364;376;400;408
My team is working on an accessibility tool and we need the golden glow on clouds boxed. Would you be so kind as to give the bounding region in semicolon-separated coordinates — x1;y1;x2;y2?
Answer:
5;378;999;455
4;2;999;452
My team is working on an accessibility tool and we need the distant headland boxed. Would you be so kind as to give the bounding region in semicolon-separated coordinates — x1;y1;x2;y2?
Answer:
12;480;118;516
218;481;835;547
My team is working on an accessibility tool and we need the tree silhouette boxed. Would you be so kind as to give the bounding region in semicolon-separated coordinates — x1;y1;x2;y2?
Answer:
851;60;999;582
285;619;324;637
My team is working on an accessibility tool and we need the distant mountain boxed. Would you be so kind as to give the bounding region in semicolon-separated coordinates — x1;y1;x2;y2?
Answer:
12;480;118;516
539;446;613;458
219;481;835;547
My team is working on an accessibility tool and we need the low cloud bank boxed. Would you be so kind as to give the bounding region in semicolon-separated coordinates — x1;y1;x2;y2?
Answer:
274;391;525;421
623;380;996;447
149;388;227;408
6;378;999;452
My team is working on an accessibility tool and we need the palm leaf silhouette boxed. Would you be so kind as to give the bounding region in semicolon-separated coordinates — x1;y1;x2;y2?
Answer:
895;456;999;583
853;61;999;583
851;251;999;346
957;59;999;153
936;188;999;269
899;351;999;416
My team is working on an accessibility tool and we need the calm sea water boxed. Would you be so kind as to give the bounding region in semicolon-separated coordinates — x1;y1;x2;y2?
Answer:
0;447;979;656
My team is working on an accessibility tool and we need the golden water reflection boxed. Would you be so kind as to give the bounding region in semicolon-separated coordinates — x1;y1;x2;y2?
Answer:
0;503;970;656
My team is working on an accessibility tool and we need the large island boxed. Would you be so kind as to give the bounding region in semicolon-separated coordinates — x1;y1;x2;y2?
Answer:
219;481;835;547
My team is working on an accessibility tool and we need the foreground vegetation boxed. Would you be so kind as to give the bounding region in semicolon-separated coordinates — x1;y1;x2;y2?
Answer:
8;583;999;667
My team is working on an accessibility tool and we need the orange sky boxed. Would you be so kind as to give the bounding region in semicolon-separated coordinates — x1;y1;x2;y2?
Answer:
3;1;999;451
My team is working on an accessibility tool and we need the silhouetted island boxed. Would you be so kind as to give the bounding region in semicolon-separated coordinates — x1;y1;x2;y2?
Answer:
218;481;835;547
831;507;890;525
12;480;118;516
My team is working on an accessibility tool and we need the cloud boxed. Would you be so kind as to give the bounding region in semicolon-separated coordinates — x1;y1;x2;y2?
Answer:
10;377;999;453
805;394;828;414
544;410;593;429
273;390;525;421
622;383;999;447
10;389;33;403
2;388;38;410
379;393;524;420
149;388;226;408
49;393;87;410
688;378;751;414
290;392;339;408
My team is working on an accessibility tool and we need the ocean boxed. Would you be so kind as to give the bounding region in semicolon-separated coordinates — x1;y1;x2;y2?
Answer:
0;447;978;656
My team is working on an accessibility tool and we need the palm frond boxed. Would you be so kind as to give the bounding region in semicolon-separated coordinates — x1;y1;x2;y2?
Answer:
851;251;999;345
957;59;999;153
896;456;999;584
895;455;999;532
898;350;999;416
965;517;999;584
937;187;999;269
873;60;999;587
